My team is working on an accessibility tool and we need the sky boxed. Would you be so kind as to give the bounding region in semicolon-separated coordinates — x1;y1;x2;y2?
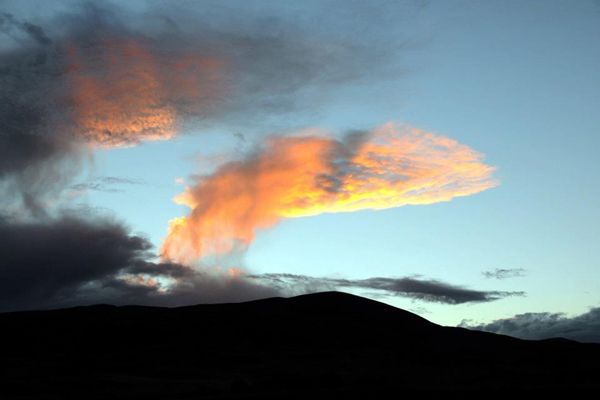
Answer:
1;0;599;342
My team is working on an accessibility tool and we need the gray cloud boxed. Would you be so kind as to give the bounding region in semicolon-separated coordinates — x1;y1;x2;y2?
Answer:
0;12;51;45
2;1;404;144
69;176;144;194
251;273;524;304
482;268;526;279
0;215;278;312
461;308;600;343
0;212;521;312
0;10;79;214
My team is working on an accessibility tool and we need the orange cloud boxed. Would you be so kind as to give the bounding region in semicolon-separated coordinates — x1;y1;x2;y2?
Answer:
66;37;223;147
161;123;497;264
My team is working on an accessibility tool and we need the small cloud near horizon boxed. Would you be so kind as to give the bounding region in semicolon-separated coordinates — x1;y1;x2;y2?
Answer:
461;308;600;343
482;268;526;280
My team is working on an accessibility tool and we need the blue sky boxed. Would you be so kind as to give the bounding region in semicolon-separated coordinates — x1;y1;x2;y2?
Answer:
87;0;600;325
3;0;599;327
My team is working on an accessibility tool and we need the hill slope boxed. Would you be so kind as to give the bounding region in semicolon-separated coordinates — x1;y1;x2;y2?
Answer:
1;292;598;397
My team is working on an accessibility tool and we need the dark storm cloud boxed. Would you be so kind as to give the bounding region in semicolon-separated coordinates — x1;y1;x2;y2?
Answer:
462;308;600;343
482;268;526;279
0;216;278;312
251;273;524;304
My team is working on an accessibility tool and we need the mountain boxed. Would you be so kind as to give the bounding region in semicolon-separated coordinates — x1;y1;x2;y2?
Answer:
1;291;598;397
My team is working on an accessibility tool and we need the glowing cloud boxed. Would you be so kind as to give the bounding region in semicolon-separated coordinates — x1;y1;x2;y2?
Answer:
66;37;223;147
161;123;498;264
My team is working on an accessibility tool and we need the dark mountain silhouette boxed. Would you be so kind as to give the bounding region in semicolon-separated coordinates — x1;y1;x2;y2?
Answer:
1;291;599;397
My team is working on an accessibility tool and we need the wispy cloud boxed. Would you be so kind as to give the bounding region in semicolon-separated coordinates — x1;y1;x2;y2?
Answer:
251;273;524;304
482;268;526;279
69;176;144;194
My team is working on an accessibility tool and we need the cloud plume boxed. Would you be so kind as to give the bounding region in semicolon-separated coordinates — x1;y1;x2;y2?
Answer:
162;123;497;264
252;273;523;304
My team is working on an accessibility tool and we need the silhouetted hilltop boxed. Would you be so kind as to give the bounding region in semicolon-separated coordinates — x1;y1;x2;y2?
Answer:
1;292;598;398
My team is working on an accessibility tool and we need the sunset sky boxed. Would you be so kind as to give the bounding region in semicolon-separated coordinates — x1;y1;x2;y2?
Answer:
1;0;599;340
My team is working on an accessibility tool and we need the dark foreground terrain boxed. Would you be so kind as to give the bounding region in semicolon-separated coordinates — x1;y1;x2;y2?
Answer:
1;292;599;398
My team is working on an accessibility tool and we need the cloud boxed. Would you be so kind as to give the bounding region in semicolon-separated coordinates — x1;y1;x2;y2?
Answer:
69;176;144;194
251;273;523;304
0;211;522;311
2;1;404;149
1;1;408;214
0;3;508;313
0;12;51;45
0;10;81;214
0;209;517;311
162;123;497;264
0;215;277;313
461;308;600;343
482;268;526;279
